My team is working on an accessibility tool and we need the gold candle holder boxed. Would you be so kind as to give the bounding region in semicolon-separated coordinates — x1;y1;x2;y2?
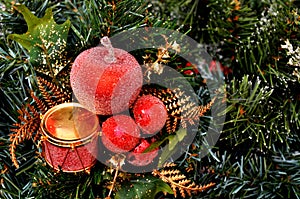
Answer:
41;102;99;173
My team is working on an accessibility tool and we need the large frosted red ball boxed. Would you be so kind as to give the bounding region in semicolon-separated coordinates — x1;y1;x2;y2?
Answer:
133;95;168;135
70;46;142;115
102;115;140;152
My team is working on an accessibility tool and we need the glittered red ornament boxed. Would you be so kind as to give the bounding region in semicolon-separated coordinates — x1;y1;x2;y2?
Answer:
101;115;140;152
70;37;143;115
127;139;158;166
133;95;167;135
101;133;128;154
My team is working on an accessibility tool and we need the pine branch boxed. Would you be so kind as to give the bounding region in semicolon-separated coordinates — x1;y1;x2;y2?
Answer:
30;90;48;114
152;163;215;198
9;104;41;168
37;76;71;108
179;97;216;129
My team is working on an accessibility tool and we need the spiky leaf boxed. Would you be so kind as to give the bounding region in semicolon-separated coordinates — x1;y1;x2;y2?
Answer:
115;176;173;199
7;4;71;77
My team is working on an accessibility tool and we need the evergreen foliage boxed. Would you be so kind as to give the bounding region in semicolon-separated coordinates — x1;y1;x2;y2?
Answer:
1;0;300;198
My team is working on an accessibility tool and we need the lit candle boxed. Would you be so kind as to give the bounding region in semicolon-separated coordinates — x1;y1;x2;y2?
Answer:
41;103;100;173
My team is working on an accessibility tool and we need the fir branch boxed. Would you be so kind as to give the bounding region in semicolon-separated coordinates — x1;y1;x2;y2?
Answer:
30;90;48;114
37;78;56;108
179;96;215;128
152;163;215;198
37;76;71;108
9;104;41;168
165;117;180;135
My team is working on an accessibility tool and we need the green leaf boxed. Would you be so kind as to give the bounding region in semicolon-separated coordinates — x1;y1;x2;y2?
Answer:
142;128;188;167
154;129;187;167
158;128;187;167
145;128;187;154
115;176;173;199
168;128;187;151
7;4;71;77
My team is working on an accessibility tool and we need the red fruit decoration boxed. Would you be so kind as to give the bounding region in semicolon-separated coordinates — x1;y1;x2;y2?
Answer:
70;36;143;115
133;95;168;135
101;115;140;153
127;139;158;166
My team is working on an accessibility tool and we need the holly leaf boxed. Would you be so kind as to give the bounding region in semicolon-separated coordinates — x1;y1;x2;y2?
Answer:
7;4;71;77
115;176;173;199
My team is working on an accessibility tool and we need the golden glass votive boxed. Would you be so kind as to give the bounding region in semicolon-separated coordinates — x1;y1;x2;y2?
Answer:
41;102;100;172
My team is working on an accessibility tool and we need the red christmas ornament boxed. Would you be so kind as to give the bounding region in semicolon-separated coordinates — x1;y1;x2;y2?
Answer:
70;37;143;115
133;95;167;135
127;139;158;166
101;115;140;152
101;133;128;153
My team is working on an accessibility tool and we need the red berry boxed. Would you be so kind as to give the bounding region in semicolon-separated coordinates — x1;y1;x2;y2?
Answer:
185;62;192;67
70;46;142;115
127;139;158;166
183;69;194;76
102;115;140;152
133;95;167;135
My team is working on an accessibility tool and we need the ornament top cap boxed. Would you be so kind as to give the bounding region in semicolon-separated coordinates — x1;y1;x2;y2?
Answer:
101;36;116;64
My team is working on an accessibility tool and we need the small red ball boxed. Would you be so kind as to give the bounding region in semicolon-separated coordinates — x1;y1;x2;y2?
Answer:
133;95;167;135
102;115;140;152
101;133;128;153
127;139;158;166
